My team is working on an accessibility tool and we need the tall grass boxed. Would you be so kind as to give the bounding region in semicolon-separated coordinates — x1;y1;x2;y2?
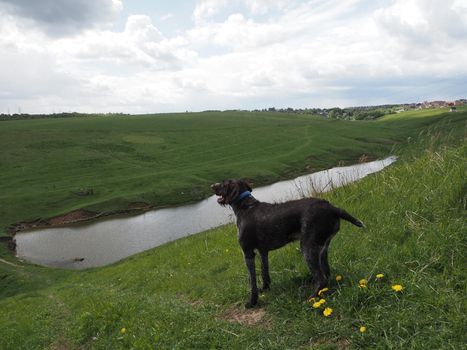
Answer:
320;143;465;348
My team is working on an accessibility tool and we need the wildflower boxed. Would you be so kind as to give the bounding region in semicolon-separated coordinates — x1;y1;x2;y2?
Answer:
312;301;322;309
312;299;326;308
359;326;367;333
358;279;368;288
335;275;343;282
120;328;126;334
308;296;316;303
323;307;333;317
391;284;403;292
376;273;384;279
318;287;329;296
225;249;229;253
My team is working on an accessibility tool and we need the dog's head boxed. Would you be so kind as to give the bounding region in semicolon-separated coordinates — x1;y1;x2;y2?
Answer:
211;179;252;206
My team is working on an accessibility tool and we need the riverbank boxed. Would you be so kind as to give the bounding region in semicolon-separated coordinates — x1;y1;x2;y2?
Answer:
1;108;465;242
0;122;465;349
8;203;154;235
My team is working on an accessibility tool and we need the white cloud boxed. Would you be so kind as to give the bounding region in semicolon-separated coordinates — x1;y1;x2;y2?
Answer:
124;15;163;43
213;13;286;49
192;0;228;24
375;0;467;42
372;0;467;76
243;0;290;14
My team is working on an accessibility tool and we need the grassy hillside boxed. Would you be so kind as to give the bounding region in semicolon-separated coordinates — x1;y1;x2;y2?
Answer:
1;108;465;237
0;117;465;349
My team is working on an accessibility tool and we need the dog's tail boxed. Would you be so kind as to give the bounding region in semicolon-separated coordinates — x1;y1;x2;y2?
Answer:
335;207;365;228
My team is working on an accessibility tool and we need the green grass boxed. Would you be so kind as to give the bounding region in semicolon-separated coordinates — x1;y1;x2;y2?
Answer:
0;113;465;349
1;108;465;238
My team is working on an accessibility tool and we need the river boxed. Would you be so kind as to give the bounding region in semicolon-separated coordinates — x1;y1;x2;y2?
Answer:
15;156;397;269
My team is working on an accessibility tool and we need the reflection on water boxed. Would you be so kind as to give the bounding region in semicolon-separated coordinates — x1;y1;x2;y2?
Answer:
15;156;397;269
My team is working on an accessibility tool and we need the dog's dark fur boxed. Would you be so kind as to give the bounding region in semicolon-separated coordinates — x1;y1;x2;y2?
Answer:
211;179;364;307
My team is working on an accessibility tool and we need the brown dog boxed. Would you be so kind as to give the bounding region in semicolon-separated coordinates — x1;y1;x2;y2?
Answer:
211;179;364;307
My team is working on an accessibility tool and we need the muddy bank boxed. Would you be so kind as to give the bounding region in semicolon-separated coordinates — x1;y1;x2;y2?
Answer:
7;202;153;238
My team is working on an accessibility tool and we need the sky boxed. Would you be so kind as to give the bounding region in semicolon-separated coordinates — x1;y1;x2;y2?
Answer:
0;0;466;114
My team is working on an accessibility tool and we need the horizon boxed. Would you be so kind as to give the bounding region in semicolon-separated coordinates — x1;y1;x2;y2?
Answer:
1;0;466;114
2;97;464;116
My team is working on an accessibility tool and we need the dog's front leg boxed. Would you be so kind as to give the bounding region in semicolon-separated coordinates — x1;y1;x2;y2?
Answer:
259;250;271;292
244;250;258;308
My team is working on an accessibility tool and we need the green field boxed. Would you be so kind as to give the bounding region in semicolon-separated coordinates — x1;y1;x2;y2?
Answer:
0;108;465;237
0;109;465;349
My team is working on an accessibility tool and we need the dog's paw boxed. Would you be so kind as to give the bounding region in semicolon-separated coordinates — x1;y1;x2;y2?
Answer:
244;300;259;308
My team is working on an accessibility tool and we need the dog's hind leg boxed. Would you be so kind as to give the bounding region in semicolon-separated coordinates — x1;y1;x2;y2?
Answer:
301;240;328;296
319;223;339;282
259;250;271;292
243;250;259;308
319;244;330;281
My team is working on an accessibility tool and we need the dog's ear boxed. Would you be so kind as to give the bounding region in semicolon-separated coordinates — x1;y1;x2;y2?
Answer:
224;180;240;204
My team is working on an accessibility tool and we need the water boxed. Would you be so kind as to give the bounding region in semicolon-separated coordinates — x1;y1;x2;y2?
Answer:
15;156;397;269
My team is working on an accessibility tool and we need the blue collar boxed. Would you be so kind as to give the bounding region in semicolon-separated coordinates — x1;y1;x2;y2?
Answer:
231;191;251;206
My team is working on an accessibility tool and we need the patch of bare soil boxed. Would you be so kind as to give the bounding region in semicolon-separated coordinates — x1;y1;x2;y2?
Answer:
8;202;153;238
220;306;269;328
48;209;96;225
127;202;153;210
189;299;204;308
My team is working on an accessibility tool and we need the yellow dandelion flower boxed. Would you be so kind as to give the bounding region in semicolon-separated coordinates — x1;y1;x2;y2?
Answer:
391;284;403;292
376;273;384;279
318;298;326;305
318;287;329;296
120;327;126;334
308;296;316;303
312;301;322;309
359;326;367;333
323;307;333;317
359;279;368;286
335;275;343;282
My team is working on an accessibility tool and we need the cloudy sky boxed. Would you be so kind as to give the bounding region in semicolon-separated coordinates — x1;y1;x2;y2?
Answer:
0;0;466;114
